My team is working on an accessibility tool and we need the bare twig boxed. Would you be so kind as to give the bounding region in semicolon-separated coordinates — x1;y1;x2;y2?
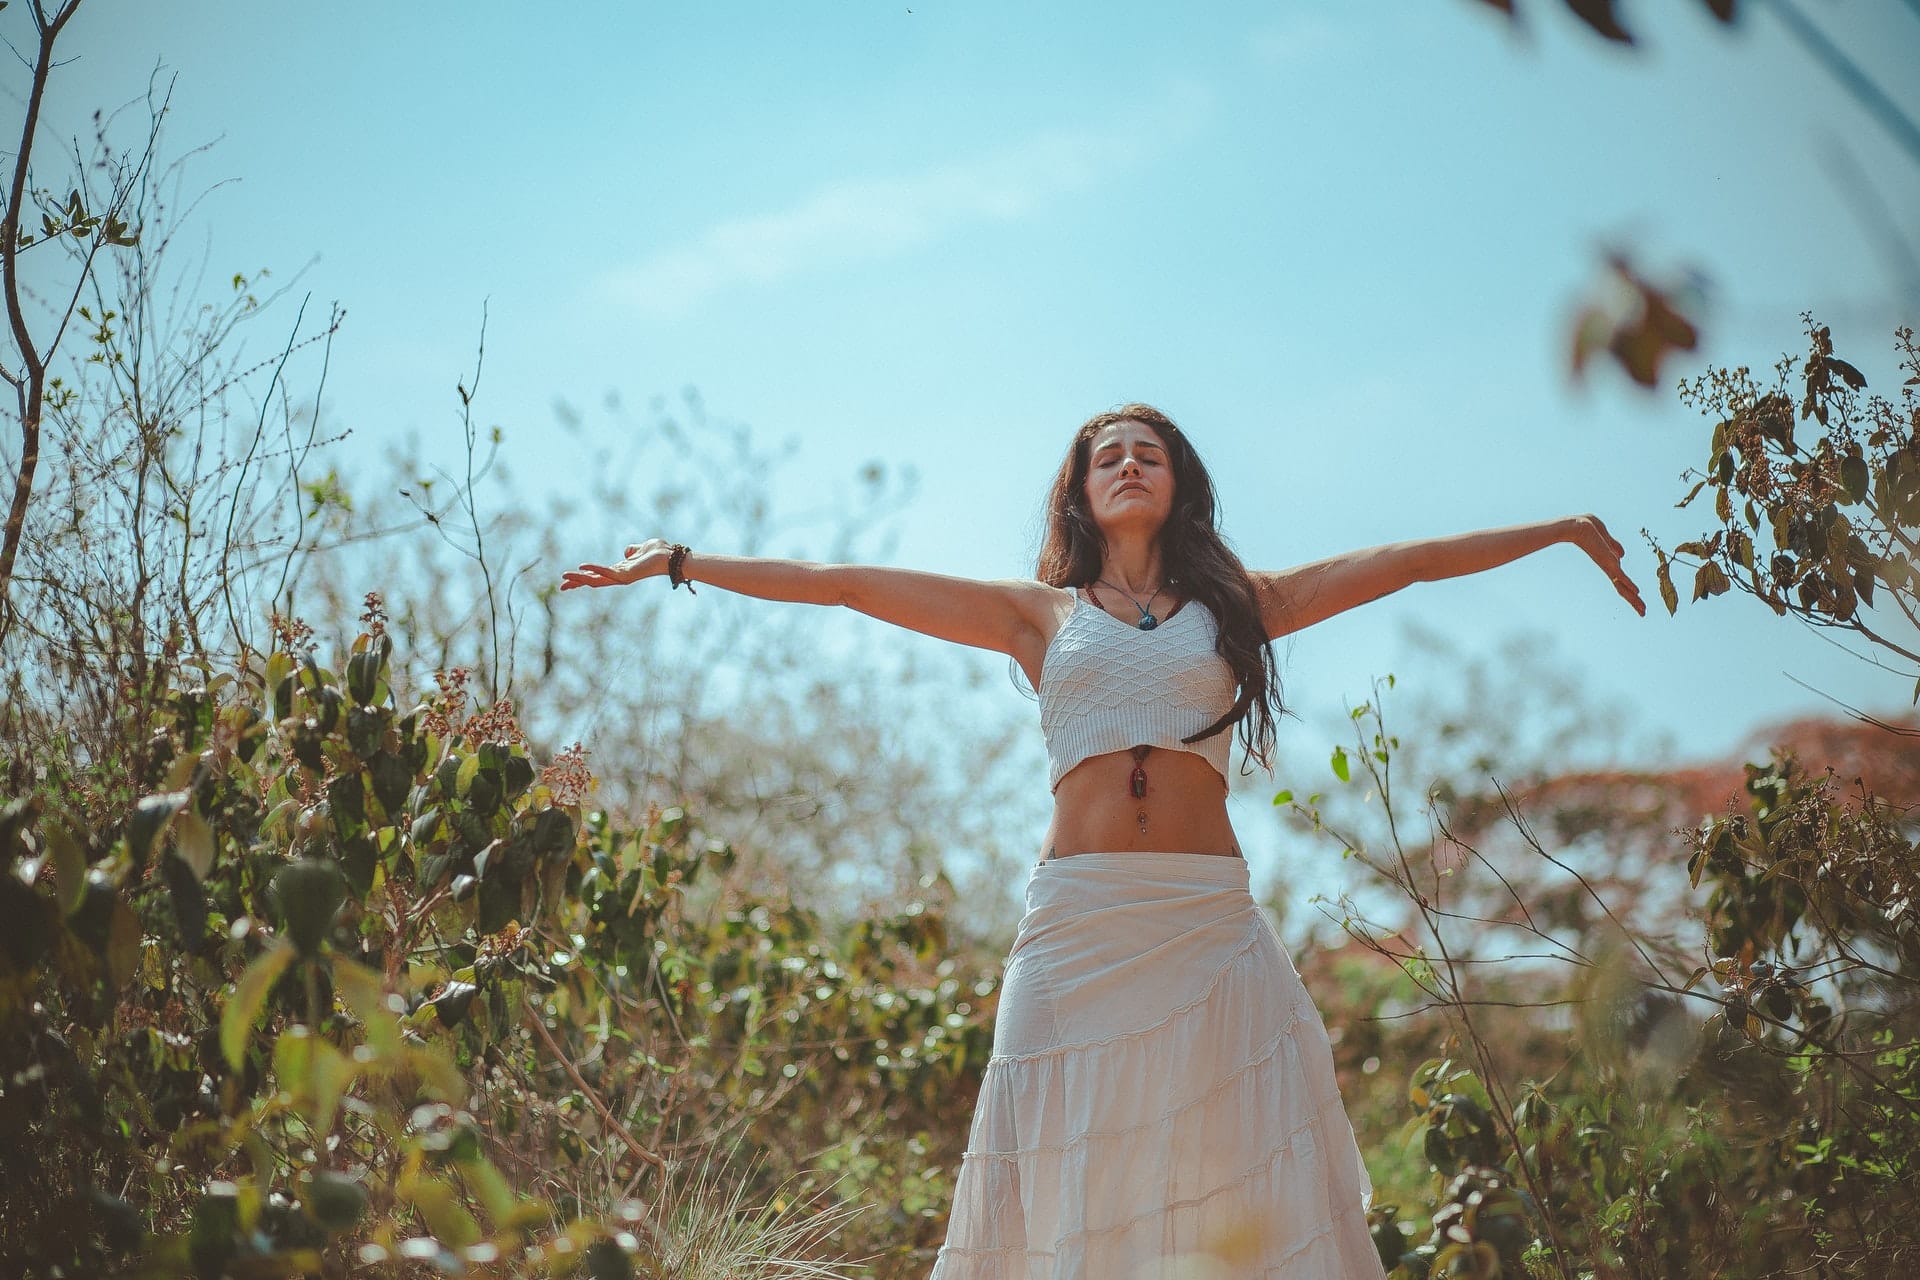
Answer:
523;1004;667;1174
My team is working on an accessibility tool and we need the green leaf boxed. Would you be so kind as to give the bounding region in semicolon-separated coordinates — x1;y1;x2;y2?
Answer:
398;1171;480;1248
1271;790;1293;807
128;790;188;866
1330;747;1350;783
584;1240;636;1280
188;1183;240;1277
106;898;142;989
266;649;292;695
1840;454;1870;504
273;1022;313;1085
464;1157;519;1227
431;980;480;1028
160;852;208;945
304;1037;356;1134
272;859;345;957
49;826;86;917
175;809;215;881
334;959;402;1060
222;936;298;1070
306;1171;368;1233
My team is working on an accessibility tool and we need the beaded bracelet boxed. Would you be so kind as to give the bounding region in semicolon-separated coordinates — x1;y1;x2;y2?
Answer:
666;543;697;594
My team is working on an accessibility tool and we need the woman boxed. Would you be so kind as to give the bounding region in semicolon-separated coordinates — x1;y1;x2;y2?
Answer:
561;404;1644;1279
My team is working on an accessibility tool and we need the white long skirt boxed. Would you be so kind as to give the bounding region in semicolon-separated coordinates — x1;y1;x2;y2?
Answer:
930;852;1386;1280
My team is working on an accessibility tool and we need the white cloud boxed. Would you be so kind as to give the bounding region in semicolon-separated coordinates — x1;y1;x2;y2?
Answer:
602;88;1211;315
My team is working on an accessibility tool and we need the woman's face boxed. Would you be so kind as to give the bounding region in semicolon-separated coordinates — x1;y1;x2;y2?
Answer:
1082;419;1175;542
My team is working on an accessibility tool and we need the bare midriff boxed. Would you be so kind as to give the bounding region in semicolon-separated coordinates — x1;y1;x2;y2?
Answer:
1041;747;1242;861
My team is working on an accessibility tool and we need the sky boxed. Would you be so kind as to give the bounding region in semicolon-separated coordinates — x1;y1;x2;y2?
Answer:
17;1;1920;913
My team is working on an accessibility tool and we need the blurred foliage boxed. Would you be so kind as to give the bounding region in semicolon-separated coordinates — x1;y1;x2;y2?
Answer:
1471;0;1737;46
1;620;996;1277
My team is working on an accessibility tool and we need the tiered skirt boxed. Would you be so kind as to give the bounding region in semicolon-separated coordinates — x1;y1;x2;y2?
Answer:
931;852;1386;1280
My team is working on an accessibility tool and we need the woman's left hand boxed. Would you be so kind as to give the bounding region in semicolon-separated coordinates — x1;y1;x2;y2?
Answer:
1568;514;1645;616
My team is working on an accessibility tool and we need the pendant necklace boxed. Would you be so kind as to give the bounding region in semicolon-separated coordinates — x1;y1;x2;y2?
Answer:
1091;579;1166;630
1087;581;1169;835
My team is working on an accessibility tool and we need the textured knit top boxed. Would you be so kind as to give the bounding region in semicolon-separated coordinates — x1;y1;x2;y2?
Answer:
1037;591;1238;791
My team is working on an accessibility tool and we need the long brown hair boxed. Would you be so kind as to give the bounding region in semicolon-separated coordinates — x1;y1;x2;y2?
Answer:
1035;403;1284;775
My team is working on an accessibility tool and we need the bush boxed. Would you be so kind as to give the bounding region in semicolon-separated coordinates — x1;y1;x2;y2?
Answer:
1;617;997;1278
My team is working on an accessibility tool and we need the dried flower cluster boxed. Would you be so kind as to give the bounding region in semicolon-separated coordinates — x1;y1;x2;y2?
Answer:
417;667;471;740
463;696;525;748
268;611;315;653
540;741;595;807
359;591;388;638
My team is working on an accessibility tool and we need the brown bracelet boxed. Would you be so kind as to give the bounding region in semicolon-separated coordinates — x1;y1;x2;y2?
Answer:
667;543;697;594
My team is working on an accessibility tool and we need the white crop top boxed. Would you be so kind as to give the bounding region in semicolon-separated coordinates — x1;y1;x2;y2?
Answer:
1037;591;1238;791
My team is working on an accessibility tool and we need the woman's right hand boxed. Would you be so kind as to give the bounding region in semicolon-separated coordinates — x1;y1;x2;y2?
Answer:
559;538;673;591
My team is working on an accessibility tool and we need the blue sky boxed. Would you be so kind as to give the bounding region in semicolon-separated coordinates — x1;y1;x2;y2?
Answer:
35;2;1920;790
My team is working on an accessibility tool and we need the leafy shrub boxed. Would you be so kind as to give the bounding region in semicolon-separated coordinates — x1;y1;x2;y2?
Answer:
1;617;997;1278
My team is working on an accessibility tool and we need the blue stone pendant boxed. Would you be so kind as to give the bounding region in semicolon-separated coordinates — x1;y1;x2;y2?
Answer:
1137;611;1157;630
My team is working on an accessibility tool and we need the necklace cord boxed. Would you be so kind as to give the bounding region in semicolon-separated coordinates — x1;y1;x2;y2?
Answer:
1091;578;1166;629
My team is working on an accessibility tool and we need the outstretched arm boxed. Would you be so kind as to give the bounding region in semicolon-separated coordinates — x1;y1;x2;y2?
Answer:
560;538;1064;663
1253;515;1644;640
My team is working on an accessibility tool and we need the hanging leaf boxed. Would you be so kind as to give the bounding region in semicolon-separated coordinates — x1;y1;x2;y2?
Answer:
306;1171;368;1233
585;1239;637;1280
1330;746;1351;783
160;852;208;945
187;1183;240;1278
1655;551;1679;615
175;808;215;881
334;959;402;1059
128;790;188;867
1826;357;1866;390
222;937;298;1070
1565;0;1635;43
1692;561;1731;601
49;826;86;917
430;980;480;1029
272;859;345;957
105;898;142;990
397;1170;480;1248
1840;453;1869;504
